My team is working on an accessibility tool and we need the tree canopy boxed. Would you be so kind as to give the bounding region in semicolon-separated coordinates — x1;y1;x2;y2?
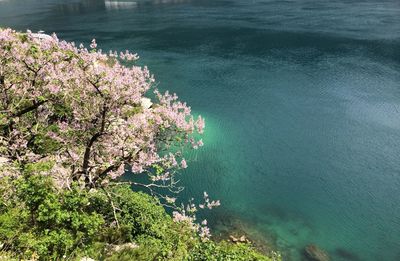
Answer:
0;28;204;189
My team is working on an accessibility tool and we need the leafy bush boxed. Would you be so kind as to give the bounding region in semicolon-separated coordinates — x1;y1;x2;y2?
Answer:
0;175;277;260
189;240;272;261
0;174;103;259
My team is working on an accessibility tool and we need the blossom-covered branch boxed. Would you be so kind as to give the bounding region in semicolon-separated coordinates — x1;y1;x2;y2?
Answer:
0;28;204;189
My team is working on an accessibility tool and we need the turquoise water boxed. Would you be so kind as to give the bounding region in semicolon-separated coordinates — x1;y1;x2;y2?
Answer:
1;0;400;260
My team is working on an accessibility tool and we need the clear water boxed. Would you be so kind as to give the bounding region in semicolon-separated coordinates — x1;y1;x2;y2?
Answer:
1;0;400;260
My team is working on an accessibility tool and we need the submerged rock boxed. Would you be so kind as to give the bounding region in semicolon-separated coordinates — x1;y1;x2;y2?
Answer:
304;244;330;261
214;215;278;255
334;248;361;261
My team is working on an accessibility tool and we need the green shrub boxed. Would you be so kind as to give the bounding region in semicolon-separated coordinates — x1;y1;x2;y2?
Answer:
89;185;199;260
0;175;104;259
0;176;277;260
189;240;272;261
90;186;172;242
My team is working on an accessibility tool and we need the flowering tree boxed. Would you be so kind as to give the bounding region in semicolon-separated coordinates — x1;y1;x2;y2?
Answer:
0;28;204;192
0;29;279;260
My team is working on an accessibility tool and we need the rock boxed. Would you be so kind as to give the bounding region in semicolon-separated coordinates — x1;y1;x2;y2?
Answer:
334;248;361;261
111;242;138;252
80;258;95;261
304;244;330;261
31;33;53;41
105;242;139;255
215;217;276;254
230;235;251;244
229;235;238;242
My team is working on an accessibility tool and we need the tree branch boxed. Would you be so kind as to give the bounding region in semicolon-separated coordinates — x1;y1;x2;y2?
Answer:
11;99;47;118
81;102;108;183
81;132;102;174
88;79;104;98
95;162;122;184
100;185;120;229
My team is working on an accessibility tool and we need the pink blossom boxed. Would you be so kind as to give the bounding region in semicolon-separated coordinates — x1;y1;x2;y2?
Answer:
90;39;97;49
181;158;187;169
199;226;211;240
196;116;205;134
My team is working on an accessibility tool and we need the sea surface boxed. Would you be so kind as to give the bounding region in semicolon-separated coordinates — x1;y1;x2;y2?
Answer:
1;0;400;260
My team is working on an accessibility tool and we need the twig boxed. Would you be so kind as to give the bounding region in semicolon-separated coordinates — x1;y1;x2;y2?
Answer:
100;185;120;229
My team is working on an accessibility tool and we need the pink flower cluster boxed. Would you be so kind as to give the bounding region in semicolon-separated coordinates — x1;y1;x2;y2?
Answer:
170;193;220;239
0;28;204;186
199;191;221;209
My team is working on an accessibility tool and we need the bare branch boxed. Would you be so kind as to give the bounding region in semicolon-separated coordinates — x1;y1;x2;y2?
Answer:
100;185;120;229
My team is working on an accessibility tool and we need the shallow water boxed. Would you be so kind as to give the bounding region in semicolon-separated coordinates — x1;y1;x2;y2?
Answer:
1;0;400;260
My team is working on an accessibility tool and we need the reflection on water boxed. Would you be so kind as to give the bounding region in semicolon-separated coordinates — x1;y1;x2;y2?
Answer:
51;0;106;15
104;0;193;10
105;1;138;10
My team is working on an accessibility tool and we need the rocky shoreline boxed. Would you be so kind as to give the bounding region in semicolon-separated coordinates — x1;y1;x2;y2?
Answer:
211;214;336;261
211;215;282;260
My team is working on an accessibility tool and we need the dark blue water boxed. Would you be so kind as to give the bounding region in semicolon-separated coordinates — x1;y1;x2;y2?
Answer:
1;0;400;260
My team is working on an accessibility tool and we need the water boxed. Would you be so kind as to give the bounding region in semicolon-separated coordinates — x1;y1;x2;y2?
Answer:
1;0;400;260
